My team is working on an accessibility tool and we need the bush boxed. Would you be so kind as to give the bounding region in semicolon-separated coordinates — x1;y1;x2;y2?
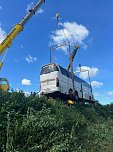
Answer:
0;91;113;152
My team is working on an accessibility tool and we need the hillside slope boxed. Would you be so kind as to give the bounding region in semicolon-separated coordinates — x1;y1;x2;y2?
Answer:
0;91;113;152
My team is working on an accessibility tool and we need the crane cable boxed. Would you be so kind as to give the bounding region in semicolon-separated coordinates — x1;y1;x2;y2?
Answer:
56;1;79;49
55;1;70;44
56;14;70;44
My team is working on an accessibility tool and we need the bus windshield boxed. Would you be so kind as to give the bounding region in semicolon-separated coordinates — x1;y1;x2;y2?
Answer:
40;64;59;75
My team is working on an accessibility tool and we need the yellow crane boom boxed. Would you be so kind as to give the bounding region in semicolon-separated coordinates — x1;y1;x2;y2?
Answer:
0;0;45;56
0;0;45;91
0;24;23;55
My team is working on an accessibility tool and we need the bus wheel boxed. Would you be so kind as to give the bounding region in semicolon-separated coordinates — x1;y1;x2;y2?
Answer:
75;91;79;102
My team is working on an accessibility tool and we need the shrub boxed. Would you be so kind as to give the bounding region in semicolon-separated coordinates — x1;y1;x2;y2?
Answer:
0;91;113;152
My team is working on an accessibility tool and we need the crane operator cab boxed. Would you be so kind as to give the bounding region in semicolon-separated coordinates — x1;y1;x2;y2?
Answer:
0;78;9;91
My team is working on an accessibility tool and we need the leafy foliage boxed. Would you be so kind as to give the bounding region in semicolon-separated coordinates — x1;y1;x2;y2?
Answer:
0;90;113;152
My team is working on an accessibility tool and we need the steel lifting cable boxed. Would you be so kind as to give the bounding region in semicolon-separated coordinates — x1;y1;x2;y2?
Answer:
55;1;70;44
56;17;70;44
56;1;79;48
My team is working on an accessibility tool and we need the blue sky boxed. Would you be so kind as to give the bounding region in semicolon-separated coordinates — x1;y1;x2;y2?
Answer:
0;0;113;104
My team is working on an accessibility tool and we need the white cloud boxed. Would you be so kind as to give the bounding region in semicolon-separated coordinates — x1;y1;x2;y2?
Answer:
26;2;34;12
15;88;20;92
24;91;31;97
0;23;6;43
108;91;113;96
22;79;32;86
91;81;103;88
50;22;89;53
15;89;31;96
76;66;99;80
26;2;44;14
0;6;2;10
37;8;44;14
25;55;37;63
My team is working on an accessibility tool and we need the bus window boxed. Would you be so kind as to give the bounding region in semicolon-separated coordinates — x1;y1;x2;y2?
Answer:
68;72;72;78
59;66;68;77
40;64;59;75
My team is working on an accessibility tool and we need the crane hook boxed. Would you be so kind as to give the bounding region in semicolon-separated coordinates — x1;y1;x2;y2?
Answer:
56;12;60;22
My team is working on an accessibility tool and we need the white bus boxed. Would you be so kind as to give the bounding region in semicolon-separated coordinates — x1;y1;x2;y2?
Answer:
40;63;94;102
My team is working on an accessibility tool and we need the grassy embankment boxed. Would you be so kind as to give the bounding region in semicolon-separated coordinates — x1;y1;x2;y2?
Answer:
0;90;113;152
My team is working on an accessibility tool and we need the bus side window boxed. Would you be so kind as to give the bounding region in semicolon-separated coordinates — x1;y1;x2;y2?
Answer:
54;65;59;71
59;66;68;77
68;72;72;78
